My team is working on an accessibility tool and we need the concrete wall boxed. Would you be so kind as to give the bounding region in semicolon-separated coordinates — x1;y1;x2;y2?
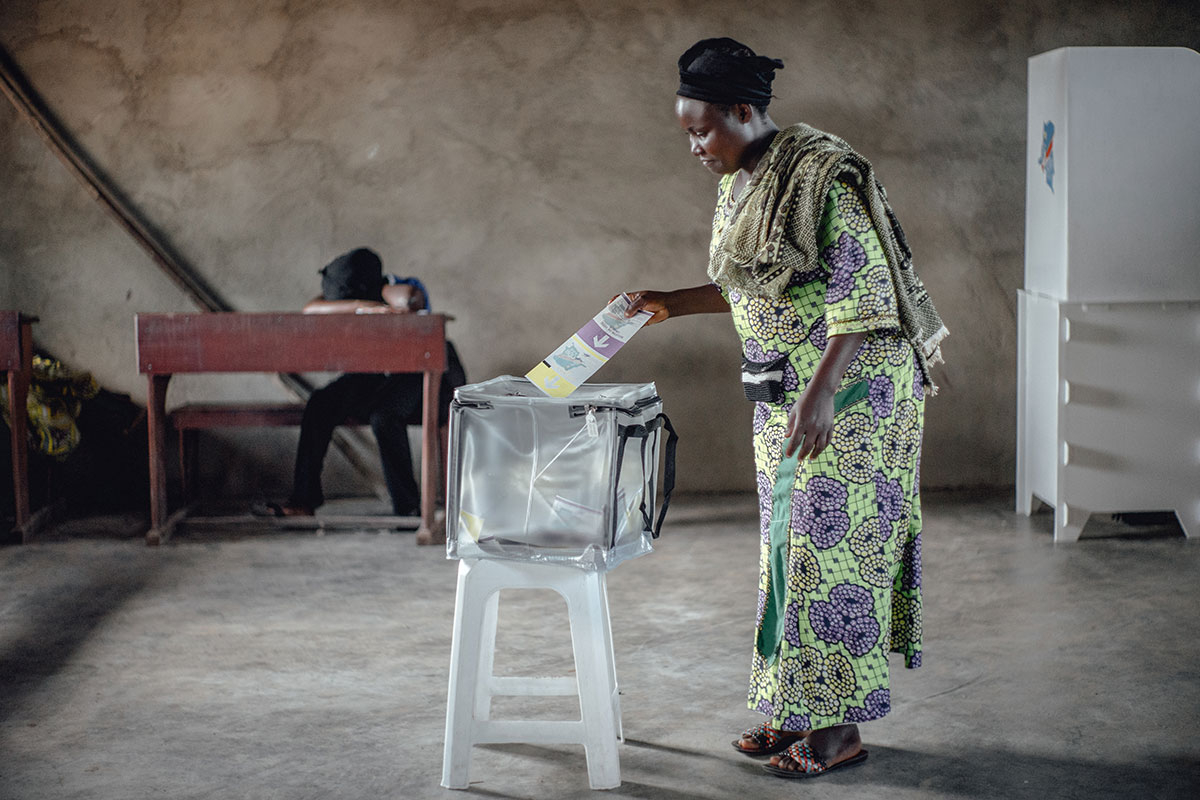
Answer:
2;0;1196;497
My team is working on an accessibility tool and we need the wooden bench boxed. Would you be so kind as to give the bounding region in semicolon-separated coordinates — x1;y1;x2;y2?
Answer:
136;312;448;545
2;311;36;539
170;403;379;502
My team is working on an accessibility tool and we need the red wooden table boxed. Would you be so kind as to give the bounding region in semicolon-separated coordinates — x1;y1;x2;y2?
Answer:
1;311;35;539
136;312;447;545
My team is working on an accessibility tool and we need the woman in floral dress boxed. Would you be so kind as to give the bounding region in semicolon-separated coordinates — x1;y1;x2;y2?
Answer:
623;37;945;779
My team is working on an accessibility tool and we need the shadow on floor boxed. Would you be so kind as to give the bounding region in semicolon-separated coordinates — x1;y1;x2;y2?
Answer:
0;555;151;723
865;744;1200;799
467;740;1200;800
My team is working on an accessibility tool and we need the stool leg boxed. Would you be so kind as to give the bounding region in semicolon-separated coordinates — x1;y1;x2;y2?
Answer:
474;589;500;722
567;570;621;790
442;560;492;789
597;572;623;742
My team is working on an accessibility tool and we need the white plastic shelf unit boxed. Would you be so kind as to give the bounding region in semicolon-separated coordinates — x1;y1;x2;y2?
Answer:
1017;47;1200;541
1016;294;1200;540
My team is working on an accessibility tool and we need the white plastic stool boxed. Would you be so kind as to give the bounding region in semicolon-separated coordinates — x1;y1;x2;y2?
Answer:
440;558;623;790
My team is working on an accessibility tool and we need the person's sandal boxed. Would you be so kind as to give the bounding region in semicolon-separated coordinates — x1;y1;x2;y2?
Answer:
250;501;313;518
762;741;869;778
731;723;806;756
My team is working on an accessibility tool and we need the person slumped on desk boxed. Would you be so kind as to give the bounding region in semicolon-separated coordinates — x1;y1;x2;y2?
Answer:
256;247;465;519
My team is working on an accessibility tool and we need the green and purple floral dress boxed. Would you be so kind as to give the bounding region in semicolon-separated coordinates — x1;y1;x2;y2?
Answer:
712;174;925;732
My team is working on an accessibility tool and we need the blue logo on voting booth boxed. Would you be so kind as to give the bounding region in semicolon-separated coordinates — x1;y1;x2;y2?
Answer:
1038;120;1055;192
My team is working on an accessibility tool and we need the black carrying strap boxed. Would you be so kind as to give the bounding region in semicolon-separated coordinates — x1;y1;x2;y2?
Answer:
655;414;678;537
613;413;678;540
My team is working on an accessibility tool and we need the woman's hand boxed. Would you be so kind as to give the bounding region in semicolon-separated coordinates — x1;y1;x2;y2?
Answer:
616;284;730;325
784;385;835;460
783;331;868;460
621;290;674;325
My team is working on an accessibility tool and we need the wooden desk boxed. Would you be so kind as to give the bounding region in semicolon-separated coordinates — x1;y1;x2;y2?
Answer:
136;312;447;545
1;311;35;539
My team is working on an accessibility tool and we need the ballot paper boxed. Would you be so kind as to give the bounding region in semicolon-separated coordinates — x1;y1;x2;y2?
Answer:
526;293;654;397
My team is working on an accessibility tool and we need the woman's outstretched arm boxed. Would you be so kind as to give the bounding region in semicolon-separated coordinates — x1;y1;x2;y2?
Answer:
621;284;730;325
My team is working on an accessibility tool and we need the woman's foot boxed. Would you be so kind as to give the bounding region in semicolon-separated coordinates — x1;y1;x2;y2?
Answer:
732;723;809;755
767;724;863;774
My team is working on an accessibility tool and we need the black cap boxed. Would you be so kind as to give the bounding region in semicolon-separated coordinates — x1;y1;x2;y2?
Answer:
319;247;384;302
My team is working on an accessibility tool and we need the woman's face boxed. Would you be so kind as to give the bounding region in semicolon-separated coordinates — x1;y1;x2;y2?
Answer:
674;96;754;175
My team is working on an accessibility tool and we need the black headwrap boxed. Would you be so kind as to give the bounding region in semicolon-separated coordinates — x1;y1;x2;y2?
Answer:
676;37;784;107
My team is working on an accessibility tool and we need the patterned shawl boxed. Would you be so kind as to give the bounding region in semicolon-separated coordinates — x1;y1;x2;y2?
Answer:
708;124;948;390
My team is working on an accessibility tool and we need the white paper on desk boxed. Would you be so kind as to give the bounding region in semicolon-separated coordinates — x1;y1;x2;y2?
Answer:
525;294;653;397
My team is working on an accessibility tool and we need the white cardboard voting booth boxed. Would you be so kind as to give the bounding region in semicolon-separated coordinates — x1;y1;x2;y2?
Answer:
1017;47;1200;541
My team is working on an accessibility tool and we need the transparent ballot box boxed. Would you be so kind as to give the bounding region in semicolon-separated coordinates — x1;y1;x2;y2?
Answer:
446;376;677;569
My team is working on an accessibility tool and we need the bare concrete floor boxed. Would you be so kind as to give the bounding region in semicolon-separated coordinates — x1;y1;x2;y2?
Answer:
1;491;1198;799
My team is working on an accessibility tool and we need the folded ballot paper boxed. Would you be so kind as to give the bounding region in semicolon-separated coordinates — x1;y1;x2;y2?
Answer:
525;294;654;397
